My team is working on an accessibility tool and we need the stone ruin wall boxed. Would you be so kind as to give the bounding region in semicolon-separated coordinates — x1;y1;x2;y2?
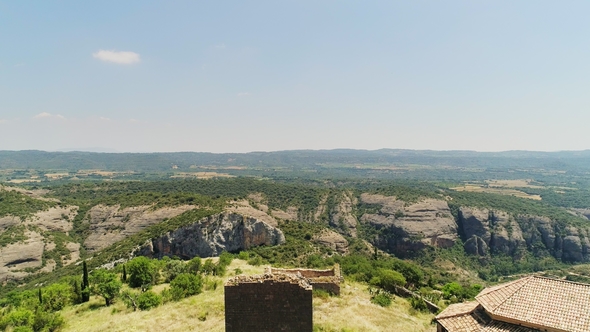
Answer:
270;264;341;278
225;273;312;332
270;264;342;295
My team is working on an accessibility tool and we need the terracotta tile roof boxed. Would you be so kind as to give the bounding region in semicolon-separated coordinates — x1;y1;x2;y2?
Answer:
436;302;490;332
482;321;537;332
436;303;537;332
436;301;480;319
476;276;590;332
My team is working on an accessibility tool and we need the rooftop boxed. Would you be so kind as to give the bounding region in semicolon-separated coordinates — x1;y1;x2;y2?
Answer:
476;276;590;332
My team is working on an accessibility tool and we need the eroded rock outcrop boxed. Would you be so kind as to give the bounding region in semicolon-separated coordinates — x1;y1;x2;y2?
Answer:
459;208;590;262
84;204;197;253
329;191;358;237
458;207;526;256
313;229;349;254
136;212;285;259
0;231;44;281
359;194;458;257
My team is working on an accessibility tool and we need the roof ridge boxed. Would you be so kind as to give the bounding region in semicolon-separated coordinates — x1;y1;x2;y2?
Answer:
534;275;590;288
435;302;479;319
484;276;533;312
476;276;531;298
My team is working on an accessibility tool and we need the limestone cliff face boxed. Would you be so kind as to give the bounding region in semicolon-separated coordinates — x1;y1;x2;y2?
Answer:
136;212;285;259
84;204;197;253
458;207;590;262
359;194;458;257
458;207;526;257
329;191;358;237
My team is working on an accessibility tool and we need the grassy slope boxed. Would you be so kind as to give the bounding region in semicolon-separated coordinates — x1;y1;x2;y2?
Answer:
60;260;435;332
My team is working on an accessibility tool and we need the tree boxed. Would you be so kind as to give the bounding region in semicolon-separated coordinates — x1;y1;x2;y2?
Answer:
38;288;42;305
81;261;90;302
377;269;406;293
122;265;127;282
127;257;157;290
169;273;203;301
90;269;122;306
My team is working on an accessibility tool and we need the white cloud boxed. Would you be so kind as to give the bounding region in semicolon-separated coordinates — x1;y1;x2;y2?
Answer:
93;50;141;64
237;92;251;97
33;112;66;120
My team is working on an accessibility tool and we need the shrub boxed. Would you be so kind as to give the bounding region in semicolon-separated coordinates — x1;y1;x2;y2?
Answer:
170;273;203;301
186;257;201;274
370;293;391;307
247;256;264;266
0;308;34;330
32;309;65;332
137;291;162;311
410;296;428;312
238;251;249;260
201;259;216;275
164;259;186;282
127;257;157;289
42;283;72;312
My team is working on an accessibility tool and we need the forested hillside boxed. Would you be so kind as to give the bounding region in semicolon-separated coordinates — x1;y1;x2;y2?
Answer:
2;153;590;331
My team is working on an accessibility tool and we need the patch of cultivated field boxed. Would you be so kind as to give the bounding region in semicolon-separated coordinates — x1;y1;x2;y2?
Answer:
170;172;235;179
60;260;435;332
451;184;542;200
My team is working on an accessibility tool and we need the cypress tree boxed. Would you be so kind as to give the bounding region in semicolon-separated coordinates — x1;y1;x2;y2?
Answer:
122;265;127;282
38;288;43;304
82;260;90;302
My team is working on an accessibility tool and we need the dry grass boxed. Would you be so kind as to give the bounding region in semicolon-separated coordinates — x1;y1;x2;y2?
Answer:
60;260;435;332
314;281;435;332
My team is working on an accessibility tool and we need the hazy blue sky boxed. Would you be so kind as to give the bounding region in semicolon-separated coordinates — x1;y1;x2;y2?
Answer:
1;1;590;152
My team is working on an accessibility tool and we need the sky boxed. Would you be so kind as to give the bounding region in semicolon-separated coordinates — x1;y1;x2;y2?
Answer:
1;1;590;153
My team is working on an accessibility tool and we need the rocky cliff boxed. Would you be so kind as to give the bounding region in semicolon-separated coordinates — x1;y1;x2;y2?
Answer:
458;207;590;262
84;204;197;253
358;194;458;258
135;212;285;259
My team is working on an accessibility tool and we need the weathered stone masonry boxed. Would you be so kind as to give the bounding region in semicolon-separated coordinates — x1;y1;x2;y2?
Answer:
225;273;313;332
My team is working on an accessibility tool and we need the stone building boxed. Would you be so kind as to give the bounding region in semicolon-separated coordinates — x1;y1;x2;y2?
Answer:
225;272;313;332
270;264;343;295
435;276;590;332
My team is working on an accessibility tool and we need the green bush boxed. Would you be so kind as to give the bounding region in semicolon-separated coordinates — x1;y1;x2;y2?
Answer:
201;259;216;275
163;260;186;283
410;297;428;312
0;308;34;330
247;256;264;266
137;291;162;311
238;251;249;260
32;309;65;332
370;293;391;307
186;257;202;274
127;257;157;289
41;283;72;312
170;273;203;301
